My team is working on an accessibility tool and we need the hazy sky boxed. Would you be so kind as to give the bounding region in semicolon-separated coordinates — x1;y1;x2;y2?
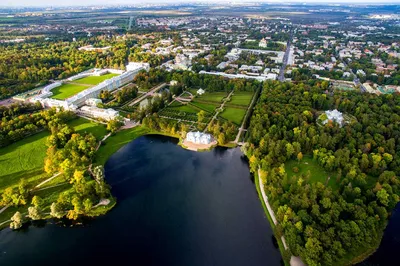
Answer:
1;0;399;7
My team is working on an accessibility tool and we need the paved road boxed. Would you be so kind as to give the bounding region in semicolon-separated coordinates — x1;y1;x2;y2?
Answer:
278;32;293;82
127;83;167;107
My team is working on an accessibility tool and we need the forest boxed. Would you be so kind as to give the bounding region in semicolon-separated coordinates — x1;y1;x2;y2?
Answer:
0;38;132;99
244;81;400;265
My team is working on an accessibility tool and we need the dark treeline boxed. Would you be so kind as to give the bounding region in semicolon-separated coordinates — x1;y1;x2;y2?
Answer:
244;81;400;265
0;106;76;148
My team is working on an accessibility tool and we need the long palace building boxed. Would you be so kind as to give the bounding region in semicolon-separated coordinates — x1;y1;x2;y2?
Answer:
30;62;149;111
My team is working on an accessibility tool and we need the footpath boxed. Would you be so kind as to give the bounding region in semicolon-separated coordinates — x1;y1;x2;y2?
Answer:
257;168;305;266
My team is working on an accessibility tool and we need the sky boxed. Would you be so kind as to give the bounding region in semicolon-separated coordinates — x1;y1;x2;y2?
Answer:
1;0;399;7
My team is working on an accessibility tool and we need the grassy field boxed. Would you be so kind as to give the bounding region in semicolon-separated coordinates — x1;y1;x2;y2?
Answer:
73;73;118;85
190;101;218;113
230;92;254;106
169;104;199;114
197;92;227;103
95;126;150;166
51;83;89;100
0;131;50;192
219;107;247;125
285;156;338;190
0;118;106;192
68;117;108;140
0;117;110;225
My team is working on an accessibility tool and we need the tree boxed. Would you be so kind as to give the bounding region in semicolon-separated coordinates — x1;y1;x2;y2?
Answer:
286;143;294;159
1;187;14;206
28;206;42;220
297;152;303;163
107;119;123;134
218;133;226;145
197;110;206;123
50;202;64;218
10;211;23;230
377;188;389;206
84;198;93;213
31;195;43;208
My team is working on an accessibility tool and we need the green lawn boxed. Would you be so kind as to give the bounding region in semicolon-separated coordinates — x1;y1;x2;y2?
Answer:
73;73;118;85
95;126;150;166
230;92;254;106
51;83;89;100
68;117;108;140
219;107;247;125
169;104;199;114
190;101;218;113
197;92;228;103
0;131;50;192
285;156;338;190
0;118;106;192
0;117;108;225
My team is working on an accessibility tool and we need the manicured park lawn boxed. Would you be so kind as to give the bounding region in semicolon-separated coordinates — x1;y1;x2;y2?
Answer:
0;118;106;192
68;117;108;140
169;104;199;114
285;156;339;190
197;92;227;103
190;101;218;113
95;126;150;166
219;107;247;125
51;83;89;100
0;131;50;192
73;73;118;85
230;92;254;106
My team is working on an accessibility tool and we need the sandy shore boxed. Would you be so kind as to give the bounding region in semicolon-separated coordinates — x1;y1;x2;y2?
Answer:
182;140;217;151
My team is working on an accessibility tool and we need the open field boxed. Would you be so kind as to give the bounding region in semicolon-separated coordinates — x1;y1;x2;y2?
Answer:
0;131;50;192
230;92;254;106
196;92;228;103
73;73;118;85
190;101;218;113
0;118;106;192
50;83;88;100
219;107;247;125
284;156;338;190
68;117;108;140
168;104;199;114
95;126;150;166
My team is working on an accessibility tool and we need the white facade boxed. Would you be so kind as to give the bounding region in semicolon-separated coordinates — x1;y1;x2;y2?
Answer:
324;109;344;126
126;62;150;72
79;106;119;121
197;89;205;95
185;131;212;145
85;98;102;106
259;38;268;48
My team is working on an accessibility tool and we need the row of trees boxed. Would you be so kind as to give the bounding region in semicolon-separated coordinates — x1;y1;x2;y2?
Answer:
244;81;400;265
0;107;76;147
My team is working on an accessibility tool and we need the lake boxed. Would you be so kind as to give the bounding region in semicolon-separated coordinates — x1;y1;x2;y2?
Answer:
0;135;282;266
